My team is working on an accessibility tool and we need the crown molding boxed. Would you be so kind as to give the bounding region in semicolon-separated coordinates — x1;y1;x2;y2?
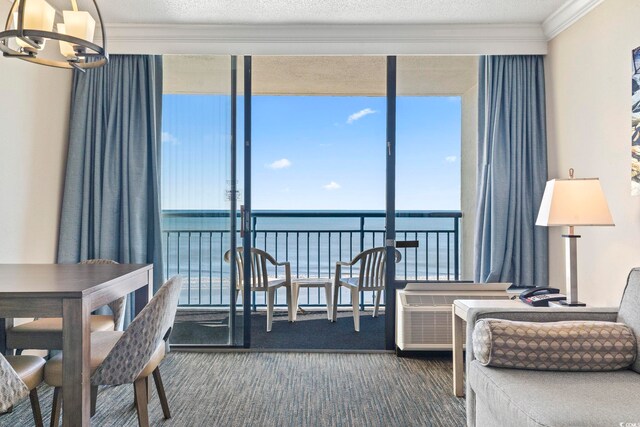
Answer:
103;23;547;55
543;0;604;40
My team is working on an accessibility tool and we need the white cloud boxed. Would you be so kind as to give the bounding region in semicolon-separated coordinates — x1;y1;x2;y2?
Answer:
445;155;457;163
347;108;377;124
323;181;341;190
162;131;179;145
267;158;292;169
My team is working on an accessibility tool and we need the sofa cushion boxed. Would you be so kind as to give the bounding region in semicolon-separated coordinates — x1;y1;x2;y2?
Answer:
619;268;640;373
473;319;637;371
469;361;640;426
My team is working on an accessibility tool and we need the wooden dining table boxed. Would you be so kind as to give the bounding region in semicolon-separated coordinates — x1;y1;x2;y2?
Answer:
0;263;153;426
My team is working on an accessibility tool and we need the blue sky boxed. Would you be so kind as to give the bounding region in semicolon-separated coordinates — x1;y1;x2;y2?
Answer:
162;95;461;211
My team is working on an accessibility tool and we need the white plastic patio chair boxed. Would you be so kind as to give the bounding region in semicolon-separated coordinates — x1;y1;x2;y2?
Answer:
331;247;401;331
224;248;293;332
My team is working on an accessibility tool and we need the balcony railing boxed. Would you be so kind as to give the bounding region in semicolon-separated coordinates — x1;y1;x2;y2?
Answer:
162;210;462;307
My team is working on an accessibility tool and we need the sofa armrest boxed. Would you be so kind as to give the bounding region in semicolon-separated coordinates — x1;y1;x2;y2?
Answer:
463;306;618;427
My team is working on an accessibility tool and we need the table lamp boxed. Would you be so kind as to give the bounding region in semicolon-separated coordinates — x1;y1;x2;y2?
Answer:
535;168;614;306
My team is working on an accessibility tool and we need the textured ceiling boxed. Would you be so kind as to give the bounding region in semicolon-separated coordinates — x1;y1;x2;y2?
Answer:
94;0;569;25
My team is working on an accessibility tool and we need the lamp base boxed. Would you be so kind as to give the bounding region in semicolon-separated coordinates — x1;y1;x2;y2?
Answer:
556;300;586;307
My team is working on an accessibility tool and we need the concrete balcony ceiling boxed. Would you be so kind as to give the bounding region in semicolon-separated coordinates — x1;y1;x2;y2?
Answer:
163;56;478;97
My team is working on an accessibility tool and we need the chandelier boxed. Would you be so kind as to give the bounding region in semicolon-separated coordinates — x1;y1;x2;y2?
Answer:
0;0;108;70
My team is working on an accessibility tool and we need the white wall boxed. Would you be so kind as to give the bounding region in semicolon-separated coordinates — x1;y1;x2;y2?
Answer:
546;0;640;306
0;0;72;263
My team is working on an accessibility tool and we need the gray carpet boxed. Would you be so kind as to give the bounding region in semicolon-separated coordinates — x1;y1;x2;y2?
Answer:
172;309;385;350
2;351;466;427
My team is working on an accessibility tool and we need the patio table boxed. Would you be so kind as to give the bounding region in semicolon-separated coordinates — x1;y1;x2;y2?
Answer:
291;279;333;321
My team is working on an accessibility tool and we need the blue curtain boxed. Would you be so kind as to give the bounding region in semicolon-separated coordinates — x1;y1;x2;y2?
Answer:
57;55;164;322
474;55;548;287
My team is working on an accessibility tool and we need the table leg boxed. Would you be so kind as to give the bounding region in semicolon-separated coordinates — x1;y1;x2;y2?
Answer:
324;283;332;321
62;298;91;426
452;305;464;397
135;268;153;316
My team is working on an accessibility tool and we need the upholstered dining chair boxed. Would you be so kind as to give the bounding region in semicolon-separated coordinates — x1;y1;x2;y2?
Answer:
0;353;46;427
6;259;127;353
224;247;293;332
44;276;182;427
331;247;401;331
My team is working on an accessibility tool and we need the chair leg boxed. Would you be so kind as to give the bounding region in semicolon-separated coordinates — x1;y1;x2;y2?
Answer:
351;288;360;332
152;368;171;419
286;285;293;322
332;283;340;322
133;378;150;427
291;283;300;322
145;376;151;403
324;283;333;321
50;387;62;427
29;389;43;427
90;385;98;417
373;290;382;317
267;288;275;332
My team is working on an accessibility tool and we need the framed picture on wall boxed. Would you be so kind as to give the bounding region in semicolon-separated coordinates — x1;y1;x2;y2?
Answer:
631;46;640;195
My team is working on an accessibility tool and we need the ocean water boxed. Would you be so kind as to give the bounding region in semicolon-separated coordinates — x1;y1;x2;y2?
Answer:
162;212;460;306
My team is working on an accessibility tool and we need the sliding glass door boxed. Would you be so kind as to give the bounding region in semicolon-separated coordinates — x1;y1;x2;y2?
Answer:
161;55;248;347
162;54;471;350
386;56;476;348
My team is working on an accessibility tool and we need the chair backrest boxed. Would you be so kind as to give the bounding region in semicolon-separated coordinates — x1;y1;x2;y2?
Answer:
91;276;183;386
618;268;640;373
224;247;276;291
0;354;29;412
80;259;127;330
354;247;402;290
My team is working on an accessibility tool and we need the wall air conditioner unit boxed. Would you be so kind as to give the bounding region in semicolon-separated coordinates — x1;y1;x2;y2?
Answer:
396;282;511;351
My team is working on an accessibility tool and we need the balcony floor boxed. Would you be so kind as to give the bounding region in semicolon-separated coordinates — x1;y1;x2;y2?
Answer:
172;308;385;350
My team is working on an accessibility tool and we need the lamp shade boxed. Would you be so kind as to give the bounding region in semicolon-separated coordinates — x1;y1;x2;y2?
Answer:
57;24;75;58
536;178;614;227
16;0;56;31
62;10;96;43
12;0;56;50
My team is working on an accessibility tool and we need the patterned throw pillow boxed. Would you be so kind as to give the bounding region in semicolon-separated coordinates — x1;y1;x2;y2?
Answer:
473;319;637;371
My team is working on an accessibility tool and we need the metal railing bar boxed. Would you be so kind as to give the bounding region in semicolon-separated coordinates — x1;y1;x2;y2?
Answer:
187;232;191;303
219;233;223;305
162;210;462;219
414;231;418;279
198;232;202;305
436;232;440;280
447;231;451;280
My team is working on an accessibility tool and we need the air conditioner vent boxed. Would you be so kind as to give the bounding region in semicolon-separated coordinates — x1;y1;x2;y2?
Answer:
396;285;511;351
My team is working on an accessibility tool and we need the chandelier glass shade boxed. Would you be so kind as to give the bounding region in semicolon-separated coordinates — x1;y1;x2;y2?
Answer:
0;0;107;70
